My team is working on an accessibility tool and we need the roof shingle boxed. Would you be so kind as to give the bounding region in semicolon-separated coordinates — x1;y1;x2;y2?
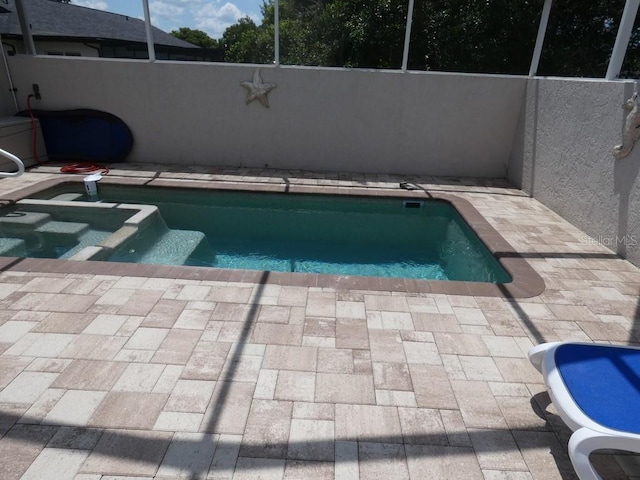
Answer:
0;0;197;48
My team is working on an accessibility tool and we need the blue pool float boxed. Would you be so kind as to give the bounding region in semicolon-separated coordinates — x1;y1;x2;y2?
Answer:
17;108;134;163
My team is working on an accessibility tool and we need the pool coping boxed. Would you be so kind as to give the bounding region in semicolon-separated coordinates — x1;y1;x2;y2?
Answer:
0;175;545;298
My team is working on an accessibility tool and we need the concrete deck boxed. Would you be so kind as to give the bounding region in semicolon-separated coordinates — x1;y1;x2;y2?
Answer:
0;164;639;480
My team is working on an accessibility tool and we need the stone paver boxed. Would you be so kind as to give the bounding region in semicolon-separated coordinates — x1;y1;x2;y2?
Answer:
53;359;128;391
156;432;219;479
233;457;286;480
283;460;334;479
275;370;316;402
32;312;95;334
200;381;255;434
88;392;169;429
315;372;376;404
48;426;103;449
335;404;403;443
112;363;166;392
80;429;172;476
1;167;639;479
154;411;204;432
359;441;410;479
240;399;293;459
208;433;242;479
287;418;334;461
263;345;317;372
0;424;58;480
20;447;90;480
18;388;66;424
0;371;58;404
165;379;216;413
42;390;107;426
82;314;129;335
405;445;484;480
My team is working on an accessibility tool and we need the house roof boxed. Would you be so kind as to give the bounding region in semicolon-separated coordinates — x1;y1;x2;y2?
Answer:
0;0;196;48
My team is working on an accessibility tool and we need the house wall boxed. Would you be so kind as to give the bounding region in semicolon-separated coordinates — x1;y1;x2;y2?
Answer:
509;77;640;265
1;55;527;177
3;40;100;57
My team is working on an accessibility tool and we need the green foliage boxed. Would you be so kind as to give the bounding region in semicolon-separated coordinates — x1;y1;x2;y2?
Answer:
221;16;274;63
216;0;640;77
538;0;631;77
408;0;543;74
170;27;219;49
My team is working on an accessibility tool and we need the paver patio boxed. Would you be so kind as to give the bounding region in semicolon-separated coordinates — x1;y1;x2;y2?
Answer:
0;164;639;479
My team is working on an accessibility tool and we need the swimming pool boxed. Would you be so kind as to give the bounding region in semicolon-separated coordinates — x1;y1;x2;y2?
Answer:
29;183;511;283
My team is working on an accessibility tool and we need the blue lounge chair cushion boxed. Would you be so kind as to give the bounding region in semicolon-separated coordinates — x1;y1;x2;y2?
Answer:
555;343;640;434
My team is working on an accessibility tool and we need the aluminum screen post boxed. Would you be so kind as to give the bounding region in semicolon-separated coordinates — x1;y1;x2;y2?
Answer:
14;0;36;55
529;0;552;77
274;0;280;66
142;0;156;62
606;0;640;80
401;0;415;72
0;33;19;112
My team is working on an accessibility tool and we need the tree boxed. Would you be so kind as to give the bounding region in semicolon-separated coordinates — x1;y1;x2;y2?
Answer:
407;0;543;74
217;0;640;76
170;27;219;49
221;16;274;63
537;0;629;77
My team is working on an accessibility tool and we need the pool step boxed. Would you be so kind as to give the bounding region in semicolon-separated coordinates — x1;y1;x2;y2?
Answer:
0;237;27;257
34;221;90;244
49;193;84;202
0;211;51;233
136;229;210;265
59;229;115;260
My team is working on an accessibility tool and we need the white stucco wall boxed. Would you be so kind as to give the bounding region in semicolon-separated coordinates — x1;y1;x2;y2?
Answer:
0;55;527;177
509;78;640;265
0;118;48;170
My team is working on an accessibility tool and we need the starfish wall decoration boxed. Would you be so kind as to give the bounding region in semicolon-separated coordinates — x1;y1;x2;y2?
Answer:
240;69;277;108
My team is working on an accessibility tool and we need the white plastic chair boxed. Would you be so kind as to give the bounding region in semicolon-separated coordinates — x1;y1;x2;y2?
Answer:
529;341;640;480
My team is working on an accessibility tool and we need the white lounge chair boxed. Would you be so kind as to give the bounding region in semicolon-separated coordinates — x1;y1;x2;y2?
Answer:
528;341;640;480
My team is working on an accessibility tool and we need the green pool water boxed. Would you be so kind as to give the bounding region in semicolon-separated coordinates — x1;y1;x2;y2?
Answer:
33;184;510;283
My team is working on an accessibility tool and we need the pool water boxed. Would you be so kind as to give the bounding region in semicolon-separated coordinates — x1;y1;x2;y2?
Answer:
34;185;511;283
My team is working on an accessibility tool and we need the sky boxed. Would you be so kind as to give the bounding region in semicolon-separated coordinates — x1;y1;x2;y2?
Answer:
71;0;263;39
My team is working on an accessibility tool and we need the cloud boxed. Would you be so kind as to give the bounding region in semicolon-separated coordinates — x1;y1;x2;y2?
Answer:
175;0;207;5
136;0;258;39
195;2;249;38
150;1;185;19
72;0;108;10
